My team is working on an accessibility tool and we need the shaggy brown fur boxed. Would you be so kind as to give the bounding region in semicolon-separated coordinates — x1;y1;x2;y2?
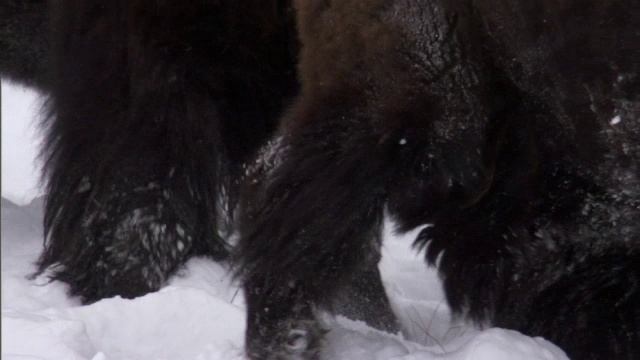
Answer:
238;0;639;359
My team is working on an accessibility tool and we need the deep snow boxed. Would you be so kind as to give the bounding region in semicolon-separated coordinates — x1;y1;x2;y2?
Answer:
1;82;569;359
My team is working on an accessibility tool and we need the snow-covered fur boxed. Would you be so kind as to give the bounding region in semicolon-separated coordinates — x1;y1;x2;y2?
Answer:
1;1;300;303
2;1;638;359
1;0;399;334
238;0;639;359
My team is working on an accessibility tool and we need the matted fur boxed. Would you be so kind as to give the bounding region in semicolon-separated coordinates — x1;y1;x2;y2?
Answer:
237;0;639;359
2;1;638;359
0;0;398;336
3;0;300;303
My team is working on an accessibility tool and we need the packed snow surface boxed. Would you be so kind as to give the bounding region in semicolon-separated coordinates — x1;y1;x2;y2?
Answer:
2;83;569;359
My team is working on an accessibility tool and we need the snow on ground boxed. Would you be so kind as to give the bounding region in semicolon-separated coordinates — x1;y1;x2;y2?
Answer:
1;82;569;359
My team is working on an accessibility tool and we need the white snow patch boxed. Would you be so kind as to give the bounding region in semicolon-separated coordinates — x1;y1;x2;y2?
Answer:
610;115;622;125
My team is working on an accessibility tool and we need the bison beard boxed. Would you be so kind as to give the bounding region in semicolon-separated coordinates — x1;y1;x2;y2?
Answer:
237;1;639;359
